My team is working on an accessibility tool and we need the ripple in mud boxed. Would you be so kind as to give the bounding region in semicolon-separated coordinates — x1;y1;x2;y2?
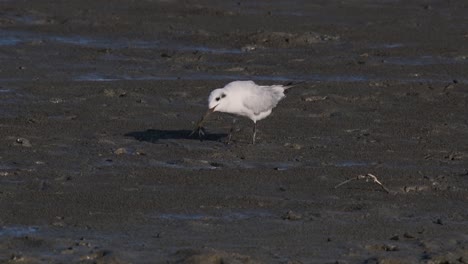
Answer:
0;30;160;49
73;71;468;84
152;210;273;221
382;56;468;66
0;88;13;93
146;159;305;171
0;29;247;55
330;160;466;172
50;35;160;49
370;43;405;49
176;45;243;54
0;88;20;110
0;226;38;237
333;161;372;167
74;72;368;82
154;159;221;170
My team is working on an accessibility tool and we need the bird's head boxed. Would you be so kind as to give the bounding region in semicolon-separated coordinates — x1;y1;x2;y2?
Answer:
208;88;228;112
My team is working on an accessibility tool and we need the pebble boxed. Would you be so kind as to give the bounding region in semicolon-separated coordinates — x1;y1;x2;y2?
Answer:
61;247;74;254
284;143;302;149
365;244;399;251
104;89;126;97
282;210;302;221
403;185;429;192
113;147;129;155
302;95;327;102
49;98;64;103
16;138;32;147
241;44;257;52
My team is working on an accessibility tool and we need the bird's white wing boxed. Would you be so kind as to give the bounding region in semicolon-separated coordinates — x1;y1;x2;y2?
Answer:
242;85;285;115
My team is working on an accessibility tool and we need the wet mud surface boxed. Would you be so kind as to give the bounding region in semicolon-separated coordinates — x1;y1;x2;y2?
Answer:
1;0;468;263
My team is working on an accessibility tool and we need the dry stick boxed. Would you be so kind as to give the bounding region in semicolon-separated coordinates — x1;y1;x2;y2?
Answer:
334;173;390;193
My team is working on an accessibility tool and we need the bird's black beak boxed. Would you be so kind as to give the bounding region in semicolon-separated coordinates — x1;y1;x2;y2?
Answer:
208;104;218;112
199;105;216;125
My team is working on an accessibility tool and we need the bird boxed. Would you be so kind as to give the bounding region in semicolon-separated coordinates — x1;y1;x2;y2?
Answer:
190;80;303;144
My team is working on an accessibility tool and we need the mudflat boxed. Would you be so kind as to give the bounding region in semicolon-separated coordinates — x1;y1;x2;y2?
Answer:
1;1;467;263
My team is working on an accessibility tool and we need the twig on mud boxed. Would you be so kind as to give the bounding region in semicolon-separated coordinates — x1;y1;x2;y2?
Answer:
334;173;390;193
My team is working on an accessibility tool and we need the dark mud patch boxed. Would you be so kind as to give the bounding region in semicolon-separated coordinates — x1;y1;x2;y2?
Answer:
1;0;468;263
125;129;227;143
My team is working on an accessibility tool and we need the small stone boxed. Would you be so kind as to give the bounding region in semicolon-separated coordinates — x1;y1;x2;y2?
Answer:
241;44;257;52
10;254;24;261
284;143;302;149
225;67;245;72
403;185;429;192
16;138;32;147
53;221;66;227
135;150;146;156
113;148;128;155
274;167;287;171
103;89;115;97
103;89;126;97
282;210;302;220
49;98;64;103
61;247;75;254
302;95;327;102
291;143;302;150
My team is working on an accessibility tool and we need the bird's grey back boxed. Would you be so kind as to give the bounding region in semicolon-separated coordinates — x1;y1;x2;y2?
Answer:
241;83;286;115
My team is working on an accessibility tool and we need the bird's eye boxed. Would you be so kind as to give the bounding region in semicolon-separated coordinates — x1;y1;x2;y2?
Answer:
221;93;226;98
215;97;220;101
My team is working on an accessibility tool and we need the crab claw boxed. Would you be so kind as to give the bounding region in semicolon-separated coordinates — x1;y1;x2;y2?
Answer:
189;107;216;139
189;125;206;139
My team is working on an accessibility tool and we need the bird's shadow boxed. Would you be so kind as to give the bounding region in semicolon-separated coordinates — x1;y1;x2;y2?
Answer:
125;129;227;143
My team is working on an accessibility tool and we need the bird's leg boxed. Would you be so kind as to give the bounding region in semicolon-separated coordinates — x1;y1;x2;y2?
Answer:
252;122;257;144
227;118;237;144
